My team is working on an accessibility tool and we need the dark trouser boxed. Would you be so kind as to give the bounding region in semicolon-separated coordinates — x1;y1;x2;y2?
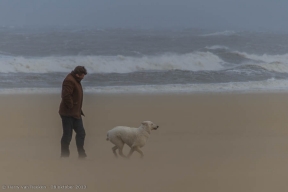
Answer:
60;115;86;157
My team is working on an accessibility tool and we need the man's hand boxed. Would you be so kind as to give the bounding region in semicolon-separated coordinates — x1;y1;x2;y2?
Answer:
81;110;85;117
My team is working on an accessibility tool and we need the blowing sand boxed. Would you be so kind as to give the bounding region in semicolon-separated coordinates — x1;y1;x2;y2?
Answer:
1;92;288;192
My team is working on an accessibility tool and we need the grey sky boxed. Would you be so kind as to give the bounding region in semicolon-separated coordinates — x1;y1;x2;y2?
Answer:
0;0;288;31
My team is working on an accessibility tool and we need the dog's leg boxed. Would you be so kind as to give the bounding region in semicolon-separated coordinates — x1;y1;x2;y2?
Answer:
118;143;127;158
112;138;126;158
134;147;144;158
112;146;118;158
127;147;135;158
128;147;143;158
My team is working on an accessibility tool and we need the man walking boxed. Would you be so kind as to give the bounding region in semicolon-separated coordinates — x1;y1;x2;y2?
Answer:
59;66;87;159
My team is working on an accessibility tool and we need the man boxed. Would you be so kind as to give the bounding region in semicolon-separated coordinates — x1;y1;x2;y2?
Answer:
59;66;87;159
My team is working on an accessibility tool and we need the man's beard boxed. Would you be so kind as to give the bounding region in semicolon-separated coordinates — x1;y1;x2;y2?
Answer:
71;72;83;82
75;77;83;82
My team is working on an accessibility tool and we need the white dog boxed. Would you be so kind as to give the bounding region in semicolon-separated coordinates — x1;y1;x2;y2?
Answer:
106;121;159;158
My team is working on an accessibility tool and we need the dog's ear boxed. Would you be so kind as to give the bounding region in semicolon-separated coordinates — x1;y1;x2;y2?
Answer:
141;122;148;127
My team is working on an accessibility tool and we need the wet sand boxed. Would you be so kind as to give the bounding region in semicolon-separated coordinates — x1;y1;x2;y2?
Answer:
1;92;288;192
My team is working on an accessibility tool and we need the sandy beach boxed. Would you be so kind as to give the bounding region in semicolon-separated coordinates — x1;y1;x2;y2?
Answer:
1;92;288;192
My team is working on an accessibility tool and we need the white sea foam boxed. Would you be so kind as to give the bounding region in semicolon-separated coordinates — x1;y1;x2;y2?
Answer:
0;88;61;94
1;79;288;95
200;31;236;37
0;52;224;73
2;50;288;74
234;52;288;73
85;79;288;94
204;47;288;73
205;45;230;50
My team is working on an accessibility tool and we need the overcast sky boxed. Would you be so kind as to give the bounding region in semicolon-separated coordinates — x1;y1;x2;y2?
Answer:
0;0;288;31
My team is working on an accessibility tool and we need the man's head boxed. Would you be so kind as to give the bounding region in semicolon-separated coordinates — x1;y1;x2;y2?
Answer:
72;66;87;81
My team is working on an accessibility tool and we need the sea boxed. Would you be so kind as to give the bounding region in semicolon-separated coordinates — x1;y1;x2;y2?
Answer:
1;26;288;94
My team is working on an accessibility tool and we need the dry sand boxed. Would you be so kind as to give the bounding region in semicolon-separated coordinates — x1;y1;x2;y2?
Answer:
1;92;288;192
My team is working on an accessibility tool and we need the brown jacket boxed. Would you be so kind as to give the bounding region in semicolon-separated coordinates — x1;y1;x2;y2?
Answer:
59;73;84;119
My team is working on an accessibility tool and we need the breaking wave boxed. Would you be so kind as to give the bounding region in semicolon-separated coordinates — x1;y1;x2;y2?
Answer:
0;52;224;73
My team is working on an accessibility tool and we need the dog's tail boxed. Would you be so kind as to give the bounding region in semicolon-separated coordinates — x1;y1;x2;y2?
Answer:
106;132;109;141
